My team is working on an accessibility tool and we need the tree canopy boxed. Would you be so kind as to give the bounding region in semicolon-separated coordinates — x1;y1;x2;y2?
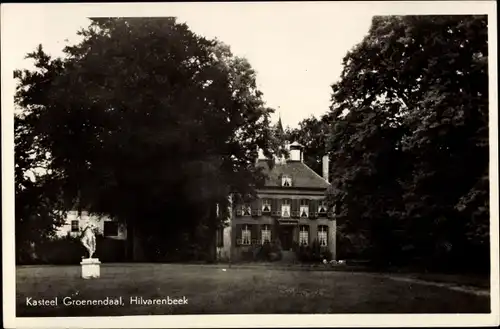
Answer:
15;17;276;261
324;15;489;270
285;115;332;175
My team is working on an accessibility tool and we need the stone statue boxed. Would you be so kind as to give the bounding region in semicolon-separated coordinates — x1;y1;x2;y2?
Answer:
80;222;96;259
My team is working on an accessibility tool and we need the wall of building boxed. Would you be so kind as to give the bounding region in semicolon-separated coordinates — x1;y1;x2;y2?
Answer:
55;211;127;240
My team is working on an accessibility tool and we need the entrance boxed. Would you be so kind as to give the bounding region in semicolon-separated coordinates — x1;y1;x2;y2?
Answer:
279;226;294;251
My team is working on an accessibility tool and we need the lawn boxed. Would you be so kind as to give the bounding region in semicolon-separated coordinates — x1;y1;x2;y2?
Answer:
16;263;490;316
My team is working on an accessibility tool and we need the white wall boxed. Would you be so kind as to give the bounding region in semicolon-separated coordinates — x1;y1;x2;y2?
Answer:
55;211;127;240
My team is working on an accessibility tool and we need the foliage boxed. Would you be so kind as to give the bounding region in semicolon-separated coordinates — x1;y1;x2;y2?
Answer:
285;115;333;175
14;18;277;261
237;242;283;262
18;234;128;265
295;239;333;263
255;241;283;261
325;15;489;270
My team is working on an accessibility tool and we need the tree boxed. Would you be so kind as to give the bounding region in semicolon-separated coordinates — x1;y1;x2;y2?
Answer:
14;46;70;263
14;17;276;261
325;15;489;270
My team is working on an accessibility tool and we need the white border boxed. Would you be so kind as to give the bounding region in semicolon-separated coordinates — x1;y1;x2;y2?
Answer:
2;1;498;328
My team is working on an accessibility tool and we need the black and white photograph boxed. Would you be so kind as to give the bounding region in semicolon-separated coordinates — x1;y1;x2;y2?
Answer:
2;1;498;328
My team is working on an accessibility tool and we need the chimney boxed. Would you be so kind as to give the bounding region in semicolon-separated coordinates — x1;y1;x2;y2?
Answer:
322;154;329;182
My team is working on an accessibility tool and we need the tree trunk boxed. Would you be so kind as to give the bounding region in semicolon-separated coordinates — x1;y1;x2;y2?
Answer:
205;203;218;263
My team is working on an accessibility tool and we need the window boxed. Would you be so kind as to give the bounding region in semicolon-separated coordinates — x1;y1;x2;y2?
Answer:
299;226;309;246
71;220;79;232
262;199;271;213
261;225;271;244
242;225;251;245
318;200;328;214
318;226;328;247
300;199;309;218
104;221;119;237
241;204;251;216
281;199;291;218
282;175;292;187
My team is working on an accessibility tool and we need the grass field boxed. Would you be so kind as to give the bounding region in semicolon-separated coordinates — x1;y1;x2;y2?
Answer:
16;264;490;316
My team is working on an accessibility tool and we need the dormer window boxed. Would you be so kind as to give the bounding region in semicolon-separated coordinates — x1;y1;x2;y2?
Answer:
300;199;309;218
319;200;328;215
262;199;271;213
241;204;251;216
281;199;291;218
282;175;292;187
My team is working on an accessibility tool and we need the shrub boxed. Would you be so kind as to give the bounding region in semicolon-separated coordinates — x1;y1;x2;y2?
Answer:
295;239;333;263
19;234;128;264
254;241;282;262
36;235;85;264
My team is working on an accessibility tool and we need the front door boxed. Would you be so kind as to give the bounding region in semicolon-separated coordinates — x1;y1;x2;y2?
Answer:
279;226;294;251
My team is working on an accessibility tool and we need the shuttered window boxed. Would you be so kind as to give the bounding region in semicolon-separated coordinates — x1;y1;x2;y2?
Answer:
300;199;309;218
281;199;291;217
261;225;271;244
282;175;292;187
262;199;271;212
318;200;328;214
71;220;79;232
318;225;328;247
242;204;251;216
241;225;251;245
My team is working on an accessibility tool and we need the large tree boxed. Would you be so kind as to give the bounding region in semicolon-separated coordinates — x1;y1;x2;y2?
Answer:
15;17;276;261
326;15;489;270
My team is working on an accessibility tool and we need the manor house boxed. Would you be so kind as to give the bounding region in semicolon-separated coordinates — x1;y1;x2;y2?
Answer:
217;141;336;262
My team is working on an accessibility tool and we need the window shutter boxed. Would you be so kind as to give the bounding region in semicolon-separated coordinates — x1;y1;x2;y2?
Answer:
251;224;259;244
274;199;281;216
311;200;318;213
310;200;318;218
291;199;299;217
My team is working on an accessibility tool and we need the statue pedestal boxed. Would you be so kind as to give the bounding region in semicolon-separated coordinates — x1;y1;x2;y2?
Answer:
80;258;101;279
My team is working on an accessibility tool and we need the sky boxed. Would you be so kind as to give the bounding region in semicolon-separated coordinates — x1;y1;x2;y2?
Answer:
2;2;495;128
2;3;375;128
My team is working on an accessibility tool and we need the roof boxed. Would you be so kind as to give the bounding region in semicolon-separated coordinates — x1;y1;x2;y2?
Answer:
256;160;330;190
289;141;304;149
